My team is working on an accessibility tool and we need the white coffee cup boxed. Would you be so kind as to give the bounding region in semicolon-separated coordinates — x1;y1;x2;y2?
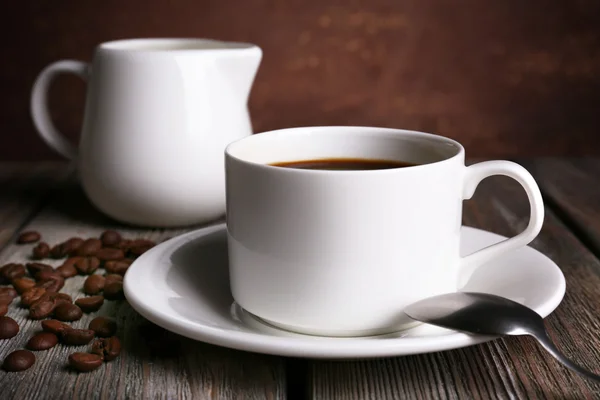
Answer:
31;38;262;227
225;126;544;337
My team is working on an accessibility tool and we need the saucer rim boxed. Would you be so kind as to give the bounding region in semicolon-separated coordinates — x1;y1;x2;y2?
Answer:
123;223;566;359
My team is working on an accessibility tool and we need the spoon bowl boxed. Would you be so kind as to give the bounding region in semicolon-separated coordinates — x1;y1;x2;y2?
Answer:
405;292;600;382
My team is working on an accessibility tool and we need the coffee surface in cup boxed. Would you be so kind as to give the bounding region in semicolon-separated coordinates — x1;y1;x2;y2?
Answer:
270;158;415;170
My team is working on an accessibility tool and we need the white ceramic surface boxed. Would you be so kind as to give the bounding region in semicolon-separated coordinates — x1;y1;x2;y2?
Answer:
225;127;545;336
31;38;262;227
123;223;566;359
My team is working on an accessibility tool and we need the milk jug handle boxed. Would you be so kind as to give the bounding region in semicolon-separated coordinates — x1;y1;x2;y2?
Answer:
30;60;89;160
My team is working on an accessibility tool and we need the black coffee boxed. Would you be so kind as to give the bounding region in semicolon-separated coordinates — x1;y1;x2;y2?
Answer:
270;158;416;170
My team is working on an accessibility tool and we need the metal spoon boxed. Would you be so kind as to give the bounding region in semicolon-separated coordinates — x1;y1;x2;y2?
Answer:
404;292;600;382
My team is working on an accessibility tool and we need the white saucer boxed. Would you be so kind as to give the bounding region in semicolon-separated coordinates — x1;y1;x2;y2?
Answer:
123;224;565;359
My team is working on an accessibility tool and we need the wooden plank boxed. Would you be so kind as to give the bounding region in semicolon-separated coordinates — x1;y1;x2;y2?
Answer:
0;163;70;250
0;179;285;399
521;157;600;258
309;164;600;399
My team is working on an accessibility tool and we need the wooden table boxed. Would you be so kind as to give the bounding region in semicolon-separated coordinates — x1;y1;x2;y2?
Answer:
0;159;599;399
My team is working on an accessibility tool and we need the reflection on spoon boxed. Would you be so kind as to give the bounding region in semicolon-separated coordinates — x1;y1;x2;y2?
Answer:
404;292;600;382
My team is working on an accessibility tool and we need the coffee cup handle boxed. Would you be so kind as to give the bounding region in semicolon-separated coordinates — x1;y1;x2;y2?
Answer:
30;60;89;160
458;160;545;288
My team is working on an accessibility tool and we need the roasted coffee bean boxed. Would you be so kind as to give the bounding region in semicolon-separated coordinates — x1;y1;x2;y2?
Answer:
89;316;117;337
128;240;156;257
74;257;100;275
83;275;105;295
32;242;50;259
62;256;81;268
3;350;35;372
17;231;41;244
0;263;25;284
62;237;84;256
26;332;58;351
115;239;132;252
91;336;121;361
69;352;102;372
41;319;70;335
76;239;102;257
34;269;62;282
26;262;53;277
75;296;104;313
100;231;122;247
52;293;73;307
103;280;124;300
56;263;78;278
104;260;132;275
0;316;19;339
29;296;57;319
54;303;82;322
61;329;94;345
105;274;123;284
96;248;125;262
12;277;36;294
50;243;69;259
35;275;64;293
21;287;47;307
0;303;7;316
0;287;18;303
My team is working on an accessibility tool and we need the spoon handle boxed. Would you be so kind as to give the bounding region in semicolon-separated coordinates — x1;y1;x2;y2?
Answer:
532;331;600;382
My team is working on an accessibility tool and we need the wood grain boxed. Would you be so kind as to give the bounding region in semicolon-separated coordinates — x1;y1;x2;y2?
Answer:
0;177;285;400
522;158;600;257
0;163;70;251
309;165;600;399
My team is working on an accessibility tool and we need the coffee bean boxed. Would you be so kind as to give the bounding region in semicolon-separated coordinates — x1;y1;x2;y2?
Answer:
0;263;25;284
26;332;58;351
128;240;156;257
89;316;117;337
21;287;46;307
26;262;53;277
3;350;35;371
68;352;103;372
100;231;122;247
12;277;36;294
17;231;41;244
83;275;105;295
0;316;19;339
115;239;133;252
91;336;121;361
50;244;68;259
62;256;82;268
41;319;70;335
35;275;64;293
0;287;18;303
0;303;7;316
104;259;132;275
29;296;56;319
76;239;102;257
96;248;125;262
61;329;95;345
74;257;100;275
32;242;50;259
103;281;124;300
54;303;82;322
62;238;84;256
52;293;73;306
75;296;104;313
105;274;123;284
56;264;78;279
34;269;62;282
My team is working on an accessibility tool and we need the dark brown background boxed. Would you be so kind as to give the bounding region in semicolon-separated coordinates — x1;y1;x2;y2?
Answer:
3;0;600;160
